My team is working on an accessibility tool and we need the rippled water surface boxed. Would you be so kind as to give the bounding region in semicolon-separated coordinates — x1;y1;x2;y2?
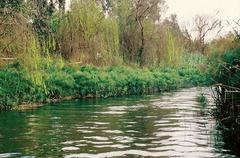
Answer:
0;88;238;158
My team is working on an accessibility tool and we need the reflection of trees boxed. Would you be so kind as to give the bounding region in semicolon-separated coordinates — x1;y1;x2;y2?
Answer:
0;111;34;154
213;123;240;157
27;100;103;157
0;99;104;157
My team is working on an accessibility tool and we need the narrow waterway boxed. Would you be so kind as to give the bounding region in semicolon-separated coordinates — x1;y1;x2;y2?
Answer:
0;88;237;158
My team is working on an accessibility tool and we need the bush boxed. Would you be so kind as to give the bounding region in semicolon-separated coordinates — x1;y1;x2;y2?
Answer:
212;48;240;87
0;66;36;109
0;62;210;110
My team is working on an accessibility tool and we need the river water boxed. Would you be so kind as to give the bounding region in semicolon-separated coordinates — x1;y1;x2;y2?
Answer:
0;88;238;158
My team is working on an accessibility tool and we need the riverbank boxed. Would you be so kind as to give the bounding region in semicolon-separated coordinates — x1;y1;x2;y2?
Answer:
0;61;211;110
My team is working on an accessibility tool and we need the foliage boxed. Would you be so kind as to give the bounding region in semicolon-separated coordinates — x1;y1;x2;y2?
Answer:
0;64;43;110
211;48;240;87
52;0;120;65
0;0;37;61
209;33;240;54
0;0;225;111
197;93;208;108
0;0;206;67
0;0;23;17
0;56;210;110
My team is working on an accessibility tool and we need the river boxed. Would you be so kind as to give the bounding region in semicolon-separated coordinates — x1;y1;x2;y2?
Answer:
0;87;238;158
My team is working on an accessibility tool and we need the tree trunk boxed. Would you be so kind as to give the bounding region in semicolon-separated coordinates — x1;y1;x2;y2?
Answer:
137;18;144;67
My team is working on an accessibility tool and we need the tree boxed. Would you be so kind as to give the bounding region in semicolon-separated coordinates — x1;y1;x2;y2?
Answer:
233;19;240;41
0;0;24;36
31;0;66;55
0;0;34;59
209;32;240;54
134;0;166;66
53;0;120;65
193;15;222;54
0;0;23;17
156;14;187;65
111;0;166;66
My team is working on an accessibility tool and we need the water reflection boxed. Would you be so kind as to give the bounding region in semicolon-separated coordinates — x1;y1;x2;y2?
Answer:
0;88;237;158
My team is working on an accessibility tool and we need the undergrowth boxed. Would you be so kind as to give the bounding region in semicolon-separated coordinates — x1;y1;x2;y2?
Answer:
0;60;211;110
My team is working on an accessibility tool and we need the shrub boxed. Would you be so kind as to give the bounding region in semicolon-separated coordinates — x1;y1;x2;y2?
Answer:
0;66;35;109
212;48;240;87
0;62;210;110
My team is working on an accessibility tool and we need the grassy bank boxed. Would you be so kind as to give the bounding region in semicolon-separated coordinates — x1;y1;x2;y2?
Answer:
0;58;211;110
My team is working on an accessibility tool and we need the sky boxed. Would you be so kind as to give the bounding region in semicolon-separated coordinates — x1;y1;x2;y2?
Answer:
165;0;240;39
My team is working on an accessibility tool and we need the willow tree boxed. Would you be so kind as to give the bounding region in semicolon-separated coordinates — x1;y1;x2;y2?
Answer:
53;0;120;65
31;0;66;55
0;0;24;42
0;0;32;59
109;0;166;66
134;0;165;66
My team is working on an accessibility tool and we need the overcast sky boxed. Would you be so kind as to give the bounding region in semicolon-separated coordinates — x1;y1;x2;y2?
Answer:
165;0;240;38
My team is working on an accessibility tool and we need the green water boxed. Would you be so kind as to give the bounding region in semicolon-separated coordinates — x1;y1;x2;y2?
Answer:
0;88;238;158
